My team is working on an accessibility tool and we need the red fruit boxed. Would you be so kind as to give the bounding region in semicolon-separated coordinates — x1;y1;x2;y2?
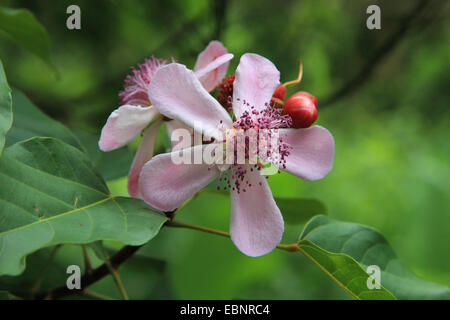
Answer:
283;91;318;128
272;85;286;101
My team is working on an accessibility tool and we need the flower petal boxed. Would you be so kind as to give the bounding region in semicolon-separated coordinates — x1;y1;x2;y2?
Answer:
229;165;284;257
195;54;234;90
280;126;335;180
194;41;232;90
165;119;194;151
98;105;159;151
127;119;162;198
149;63;232;140
139;145;220;211
232;53;280;118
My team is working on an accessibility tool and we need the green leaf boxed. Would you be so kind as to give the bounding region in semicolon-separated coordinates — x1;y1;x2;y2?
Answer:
6;89;133;180
275;197;327;225
6;89;82;149
299;216;450;299
0;137;168;276
297;240;396;299
0;7;53;69
0;290;20;300
73;129;133;181
86;241;111;262
0;59;12;156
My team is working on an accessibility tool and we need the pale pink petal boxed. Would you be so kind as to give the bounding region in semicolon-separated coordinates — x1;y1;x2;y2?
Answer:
280;126;335;180
139;145;220;211
195;53;234;90
194;41;228;70
148;63;232;140
232;53;280;118
229;165;284;257
98;105;159;151
127;119;162;198
194;41;232;90
165;119;194;151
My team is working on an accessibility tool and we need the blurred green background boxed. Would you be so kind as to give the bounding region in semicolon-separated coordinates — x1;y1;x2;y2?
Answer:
0;0;449;299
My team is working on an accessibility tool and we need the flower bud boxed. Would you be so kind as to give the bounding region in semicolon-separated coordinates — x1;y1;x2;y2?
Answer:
272;85;286;101
283;91;318;128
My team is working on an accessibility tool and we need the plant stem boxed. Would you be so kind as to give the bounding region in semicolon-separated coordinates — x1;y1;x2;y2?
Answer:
176;191;201;212
165;219;229;238
35;244;142;300
82;289;114;300
36;218;299;300
276;243;301;252
106;261;129;300
82;245;93;275
165;219;300;252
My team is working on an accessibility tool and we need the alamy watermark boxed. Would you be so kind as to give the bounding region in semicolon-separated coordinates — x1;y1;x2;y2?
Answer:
66;5;81;30
366;5;381;30
366;265;381;289
66;264;81;290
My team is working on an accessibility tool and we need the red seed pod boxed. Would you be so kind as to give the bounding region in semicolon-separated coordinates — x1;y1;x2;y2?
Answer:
272;85;286;101
283;91;318;128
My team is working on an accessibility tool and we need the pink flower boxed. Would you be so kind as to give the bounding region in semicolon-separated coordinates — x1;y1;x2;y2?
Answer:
139;53;335;257
98;41;233;197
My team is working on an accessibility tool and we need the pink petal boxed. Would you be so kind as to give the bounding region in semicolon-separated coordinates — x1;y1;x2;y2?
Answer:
166;120;204;151
229;165;284;257
194;41;232;90
148;63;232;141
280;126;335;180
165;119;194;151
232;53;280;118
195;54;234;90
139;146;220;211
98;105;159;151
127;120;162;198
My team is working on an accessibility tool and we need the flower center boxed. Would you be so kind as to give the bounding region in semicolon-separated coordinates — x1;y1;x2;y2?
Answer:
215;98;293;193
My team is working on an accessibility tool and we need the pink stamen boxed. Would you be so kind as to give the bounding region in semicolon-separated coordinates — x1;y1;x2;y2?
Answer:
119;56;171;106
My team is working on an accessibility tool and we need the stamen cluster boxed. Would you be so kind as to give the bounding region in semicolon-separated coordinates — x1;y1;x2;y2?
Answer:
119;56;170;106
215;98;293;194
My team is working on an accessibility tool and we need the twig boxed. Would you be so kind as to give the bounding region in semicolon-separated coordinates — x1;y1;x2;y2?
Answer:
165;219;299;252
106;261;129;300
34;244;143;300
81;245;93;275
82;289;114;300
165;219;230;238
212;0;228;40
321;0;430;108
35;215;302;300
